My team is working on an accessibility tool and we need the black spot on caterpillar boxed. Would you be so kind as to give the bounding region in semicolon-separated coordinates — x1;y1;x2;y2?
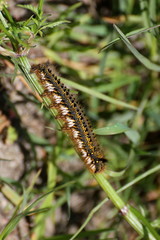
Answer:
30;63;107;173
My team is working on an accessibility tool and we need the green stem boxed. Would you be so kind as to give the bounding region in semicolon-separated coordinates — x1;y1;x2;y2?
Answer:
15;56;63;128
93;173;158;240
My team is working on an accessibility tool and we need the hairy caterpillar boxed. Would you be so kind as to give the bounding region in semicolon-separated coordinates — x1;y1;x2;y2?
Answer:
31;64;107;173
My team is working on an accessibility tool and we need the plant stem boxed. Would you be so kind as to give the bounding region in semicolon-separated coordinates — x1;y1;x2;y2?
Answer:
93;173;158;240
16;56;63;128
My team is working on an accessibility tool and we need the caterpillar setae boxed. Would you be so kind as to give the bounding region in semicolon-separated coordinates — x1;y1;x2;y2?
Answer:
31;64;107;173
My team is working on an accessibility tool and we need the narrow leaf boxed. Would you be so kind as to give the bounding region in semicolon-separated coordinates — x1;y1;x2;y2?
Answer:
113;24;160;72
62;78;137;110
40;20;70;31
17;4;40;16
94;122;130;135
100;24;160;51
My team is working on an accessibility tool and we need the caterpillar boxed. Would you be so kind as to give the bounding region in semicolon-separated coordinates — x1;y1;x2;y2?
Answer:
31;64;107;173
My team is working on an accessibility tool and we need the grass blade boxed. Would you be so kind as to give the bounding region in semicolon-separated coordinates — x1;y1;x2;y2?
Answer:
113;24;160;72
62;77;137;110
100;24;160;51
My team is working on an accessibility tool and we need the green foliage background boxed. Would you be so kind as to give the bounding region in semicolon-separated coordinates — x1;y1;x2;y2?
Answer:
0;0;160;239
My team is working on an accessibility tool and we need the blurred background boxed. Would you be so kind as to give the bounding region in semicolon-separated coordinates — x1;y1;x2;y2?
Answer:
0;0;160;239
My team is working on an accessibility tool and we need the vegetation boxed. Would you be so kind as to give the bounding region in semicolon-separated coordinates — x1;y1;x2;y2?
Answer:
0;0;160;239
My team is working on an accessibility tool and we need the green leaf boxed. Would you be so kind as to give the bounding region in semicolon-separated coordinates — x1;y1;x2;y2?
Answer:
94;123;140;144
107;169;126;177
40;20;70;31
130;206;160;240
38;0;44;18
94;122;130;135
0;21;16;43
125;129;140;144
100;24;160;51
113;24;160;72
61;78;137;110
17;4;40;17
0;181;74;239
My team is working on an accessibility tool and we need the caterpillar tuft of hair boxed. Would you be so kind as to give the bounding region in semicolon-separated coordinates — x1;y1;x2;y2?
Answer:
31;63;107;173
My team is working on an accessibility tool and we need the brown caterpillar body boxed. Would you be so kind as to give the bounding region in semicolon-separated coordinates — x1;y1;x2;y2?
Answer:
31;64;107;173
